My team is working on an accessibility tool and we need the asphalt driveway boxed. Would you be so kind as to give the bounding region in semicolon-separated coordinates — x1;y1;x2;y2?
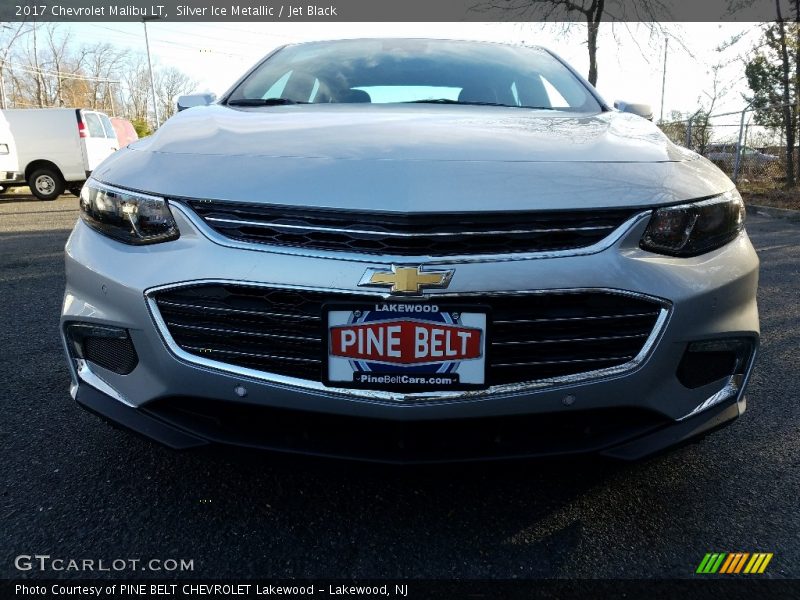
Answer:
1;194;798;579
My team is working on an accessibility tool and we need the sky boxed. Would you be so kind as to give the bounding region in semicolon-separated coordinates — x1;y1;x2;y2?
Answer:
61;21;763;122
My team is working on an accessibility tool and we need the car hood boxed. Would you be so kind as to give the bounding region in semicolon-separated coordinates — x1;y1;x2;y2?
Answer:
94;104;734;212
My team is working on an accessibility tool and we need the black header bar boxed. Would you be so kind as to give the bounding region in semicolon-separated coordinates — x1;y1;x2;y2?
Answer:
1;0;797;23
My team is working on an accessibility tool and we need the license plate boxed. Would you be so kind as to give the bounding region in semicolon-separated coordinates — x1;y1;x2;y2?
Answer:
323;302;488;390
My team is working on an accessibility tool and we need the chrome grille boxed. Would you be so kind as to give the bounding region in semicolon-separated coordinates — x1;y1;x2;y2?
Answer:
183;200;641;256
151;284;665;387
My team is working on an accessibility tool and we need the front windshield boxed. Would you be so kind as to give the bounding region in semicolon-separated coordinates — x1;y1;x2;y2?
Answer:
226;39;602;112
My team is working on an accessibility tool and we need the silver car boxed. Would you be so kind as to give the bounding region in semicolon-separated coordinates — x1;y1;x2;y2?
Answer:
61;39;759;462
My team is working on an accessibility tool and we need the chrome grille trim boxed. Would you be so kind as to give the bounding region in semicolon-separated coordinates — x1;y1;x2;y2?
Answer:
182;345;322;364
145;280;672;404
203;215;618;238
170;203;652;265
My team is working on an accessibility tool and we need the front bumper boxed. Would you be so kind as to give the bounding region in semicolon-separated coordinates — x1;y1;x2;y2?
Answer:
74;379;747;462
61;205;760;462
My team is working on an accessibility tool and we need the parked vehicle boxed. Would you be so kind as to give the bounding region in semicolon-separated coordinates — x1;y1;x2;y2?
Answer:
63;39;759;462
5;108;118;200
0;110;22;192
705;143;780;168
110;117;139;147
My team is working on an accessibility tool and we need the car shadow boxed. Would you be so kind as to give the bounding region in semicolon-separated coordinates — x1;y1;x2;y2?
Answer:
0;192;77;204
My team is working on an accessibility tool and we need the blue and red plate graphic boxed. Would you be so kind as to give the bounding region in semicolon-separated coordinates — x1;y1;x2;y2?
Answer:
325;302;488;390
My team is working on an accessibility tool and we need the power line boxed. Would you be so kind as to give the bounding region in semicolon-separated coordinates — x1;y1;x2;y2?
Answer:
0;60;120;83
84;23;257;57
155;23;291;47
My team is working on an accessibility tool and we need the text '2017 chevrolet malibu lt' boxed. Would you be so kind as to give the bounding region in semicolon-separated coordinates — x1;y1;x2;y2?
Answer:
61;39;759;462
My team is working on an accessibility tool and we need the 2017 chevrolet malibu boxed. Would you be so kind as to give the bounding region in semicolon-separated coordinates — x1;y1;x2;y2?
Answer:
61;39;759;462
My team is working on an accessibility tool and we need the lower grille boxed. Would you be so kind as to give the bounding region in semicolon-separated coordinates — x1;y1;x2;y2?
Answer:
151;284;665;389
84;336;139;375
144;397;669;461
64;322;139;375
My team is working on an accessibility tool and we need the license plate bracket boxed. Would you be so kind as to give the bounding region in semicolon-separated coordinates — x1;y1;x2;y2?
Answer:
322;301;489;391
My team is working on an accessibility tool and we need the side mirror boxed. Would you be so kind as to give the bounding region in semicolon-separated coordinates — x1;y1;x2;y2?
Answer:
614;100;653;121
177;93;217;112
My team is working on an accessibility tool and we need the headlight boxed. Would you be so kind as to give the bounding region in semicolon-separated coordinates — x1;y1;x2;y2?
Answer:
79;180;179;245
639;190;745;257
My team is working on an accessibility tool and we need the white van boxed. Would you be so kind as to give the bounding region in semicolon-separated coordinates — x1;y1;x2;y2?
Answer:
0;110;22;190
5;108;118;200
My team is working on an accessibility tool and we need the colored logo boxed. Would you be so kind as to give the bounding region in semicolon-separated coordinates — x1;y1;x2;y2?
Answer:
696;552;773;574
330;319;482;365
359;265;454;295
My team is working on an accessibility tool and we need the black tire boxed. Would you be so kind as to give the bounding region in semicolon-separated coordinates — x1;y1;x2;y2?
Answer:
67;184;83;197
29;168;65;201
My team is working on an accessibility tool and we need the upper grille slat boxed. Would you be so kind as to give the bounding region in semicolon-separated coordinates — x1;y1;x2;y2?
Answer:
184;201;641;257
158;299;322;322
166;321;321;343
492;333;649;346
152;285;664;388
492;355;636;368
492;311;660;325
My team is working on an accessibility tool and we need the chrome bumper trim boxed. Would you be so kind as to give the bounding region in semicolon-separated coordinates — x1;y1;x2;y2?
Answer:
677;342;759;421
75;359;135;407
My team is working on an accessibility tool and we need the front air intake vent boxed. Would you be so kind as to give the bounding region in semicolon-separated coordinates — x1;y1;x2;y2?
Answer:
65;323;139;375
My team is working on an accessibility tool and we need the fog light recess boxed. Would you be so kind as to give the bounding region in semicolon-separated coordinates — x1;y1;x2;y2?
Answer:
64;322;139;375
676;337;756;389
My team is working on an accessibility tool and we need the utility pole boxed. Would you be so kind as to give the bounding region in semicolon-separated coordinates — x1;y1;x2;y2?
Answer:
0;24;11;110
108;80;116;116
142;17;160;128
660;37;668;123
0;62;5;109
32;23;45;107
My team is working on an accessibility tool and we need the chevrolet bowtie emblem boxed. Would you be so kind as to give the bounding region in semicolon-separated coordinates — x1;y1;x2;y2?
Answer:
358;265;455;295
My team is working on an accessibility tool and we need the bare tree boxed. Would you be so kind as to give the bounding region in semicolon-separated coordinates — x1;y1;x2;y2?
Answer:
155;66;196;123
0;22;30;109
794;0;799;158
691;64;731;155
1;23;194;133
30;23;44;107
775;0;795;186
470;0;677;86
121;54;154;125
44;24;74;107
83;42;127;112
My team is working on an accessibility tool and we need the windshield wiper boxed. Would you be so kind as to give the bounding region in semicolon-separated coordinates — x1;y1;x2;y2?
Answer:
405;99;508;107
404;99;557;109
227;98;308;106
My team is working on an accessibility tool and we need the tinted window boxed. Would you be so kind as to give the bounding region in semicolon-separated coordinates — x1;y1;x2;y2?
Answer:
99;113;116;139
83;112;105;138
228;39;600;112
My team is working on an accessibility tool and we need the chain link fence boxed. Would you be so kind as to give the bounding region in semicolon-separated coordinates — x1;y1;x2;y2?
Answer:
659;106;791;187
